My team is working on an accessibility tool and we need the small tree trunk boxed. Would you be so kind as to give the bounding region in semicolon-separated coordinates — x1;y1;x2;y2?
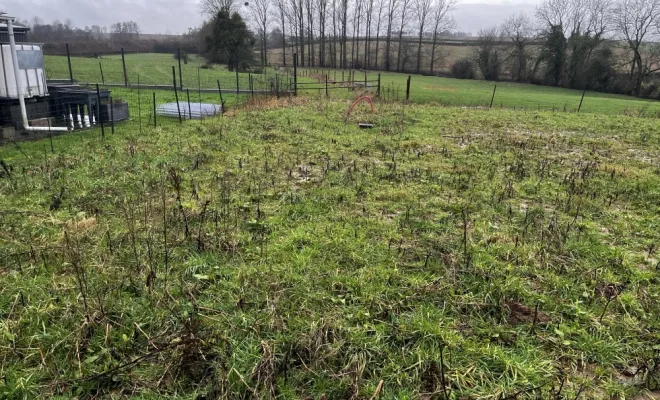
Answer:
430;30;437;75
416;28;423;74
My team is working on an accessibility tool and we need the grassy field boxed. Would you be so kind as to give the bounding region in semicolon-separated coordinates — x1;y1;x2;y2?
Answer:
45;53;291;92
300;67;660;116
267;40;473;74
1;93;659;398
45;52;660;116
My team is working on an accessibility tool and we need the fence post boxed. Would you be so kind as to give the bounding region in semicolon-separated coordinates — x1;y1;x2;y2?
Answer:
198;67;202;117
138;74;143;135
172;66;182;123
153;92;157;127
276;74;280;99
406;75;411;102
235;55;240;96
110;96;115;134
47;118;53;153
293;52;298;96
326;74;329;97
364;71;367;87
490;84;497;108
186;89;192;120
96;84;104;139
217;79;225;111
121;48;128;87
178;49;184;90
578;89;586;112
99;62;104;84
377;73;381;97
66;43;74;83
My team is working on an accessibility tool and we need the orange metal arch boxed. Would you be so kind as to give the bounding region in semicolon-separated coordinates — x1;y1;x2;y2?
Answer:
346;96;375;120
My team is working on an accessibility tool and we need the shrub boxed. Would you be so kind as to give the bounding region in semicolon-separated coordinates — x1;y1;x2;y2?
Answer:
451;58;476;80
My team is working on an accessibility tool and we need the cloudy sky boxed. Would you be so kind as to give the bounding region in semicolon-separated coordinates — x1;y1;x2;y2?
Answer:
5;0;539;35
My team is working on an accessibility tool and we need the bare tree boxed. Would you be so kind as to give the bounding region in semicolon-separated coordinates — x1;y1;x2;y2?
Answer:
536;0;570;30
249;0;271;66
306;0;315;66
290;0;306;66
340;0;349;67
414;0;433;73
364;0;375;67
373;0;388;68
318;0;328;66
429;0;456;74
274;0;289;65
200;0;236;15
352;0;365;67
332;0;339;67
501;13;534;81
384;0;398;70
396;0;413;71
612;0;660;95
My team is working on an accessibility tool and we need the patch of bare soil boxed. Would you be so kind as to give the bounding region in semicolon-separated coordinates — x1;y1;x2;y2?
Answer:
507;301;550;325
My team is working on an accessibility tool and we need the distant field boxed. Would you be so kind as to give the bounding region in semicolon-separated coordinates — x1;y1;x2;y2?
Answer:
45;53;289;91
268;40;473;74
299;67;660;116
43;52;660;116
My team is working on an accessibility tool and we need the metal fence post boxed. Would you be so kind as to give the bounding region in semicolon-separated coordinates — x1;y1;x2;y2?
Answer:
217;79;225;111
326;74;329;97
153;92;157;127
138;74;142;135
66;43;74;83
186;89;192;120
99;62;104;84
490;84;497;108
235;54;240;96
172;66;182;123
293;52;298;96
578;89;586;112
121;48;128;87
377;73;381;97
110;97;115;134
178;49;184;90
96;84;104;139
406;75;411;102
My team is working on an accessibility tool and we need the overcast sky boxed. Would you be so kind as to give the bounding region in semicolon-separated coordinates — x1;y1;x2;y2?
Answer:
5;0;540;35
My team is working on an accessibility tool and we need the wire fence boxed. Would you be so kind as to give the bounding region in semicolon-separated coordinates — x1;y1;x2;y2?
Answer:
295;66;660;116
46;47;295;96
0;82;252;146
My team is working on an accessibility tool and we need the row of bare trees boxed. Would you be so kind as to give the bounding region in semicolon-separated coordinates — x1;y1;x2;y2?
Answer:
200;0;457;73
464;0;660;97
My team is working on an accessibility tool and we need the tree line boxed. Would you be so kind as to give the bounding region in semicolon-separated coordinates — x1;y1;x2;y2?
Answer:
199;0;660;98
25;17;141;42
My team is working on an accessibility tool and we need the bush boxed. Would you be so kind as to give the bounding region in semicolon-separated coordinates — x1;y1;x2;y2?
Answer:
451;58;476;80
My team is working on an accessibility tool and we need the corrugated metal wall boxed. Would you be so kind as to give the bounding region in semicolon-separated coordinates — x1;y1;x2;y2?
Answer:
0;31;29;43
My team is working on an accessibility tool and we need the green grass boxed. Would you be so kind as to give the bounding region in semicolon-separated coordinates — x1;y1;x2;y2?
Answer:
45;53;292;92
46;52;660;116
300;67;660;116
1;95;660;399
